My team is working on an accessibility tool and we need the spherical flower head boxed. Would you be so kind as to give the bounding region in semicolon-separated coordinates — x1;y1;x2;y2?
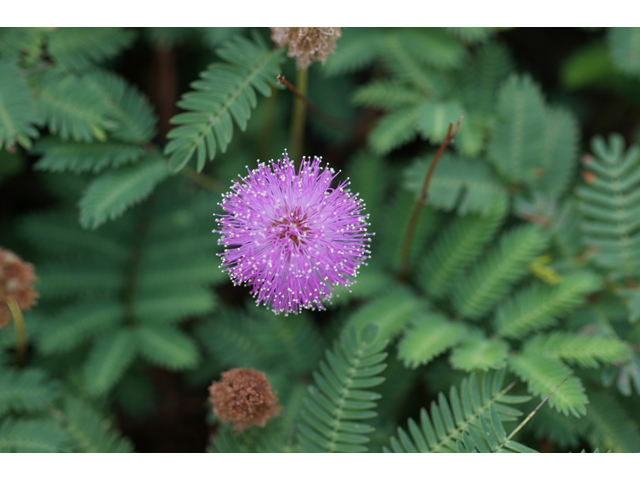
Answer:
209;368;281;432
270;27;342;70
215;151;371;315
0;247;38;328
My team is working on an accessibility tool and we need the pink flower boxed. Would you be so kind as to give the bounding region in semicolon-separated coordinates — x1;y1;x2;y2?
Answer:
215;151;371;315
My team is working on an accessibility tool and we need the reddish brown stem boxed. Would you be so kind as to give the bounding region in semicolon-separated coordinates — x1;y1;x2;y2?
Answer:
398;117;462;280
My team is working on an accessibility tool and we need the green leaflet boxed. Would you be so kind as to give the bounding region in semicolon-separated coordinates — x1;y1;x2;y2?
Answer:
0;419;71;453
385;369;530;453
324;28;386;77
452;224;550;320
608;27;640;77
78;154;170;229
33;138;145;173
84;329;138;396
164;32;284;172
523;332;630;368
61;397;134;453
367;105;420;155
82;70;158;144
415;99;466;143
296;324;387;453
450;334;510;372
418;195;507;297
404;153;508;216
0;369;59;416
47;27;136;71
35;68;119;142
494;273;602;339
576;133;640;279
346;287;424;342
508;351;588;417
586;390;640;453
488;74;546;185
135;325;200;370
353;79;425;111
397;314;467;368
0;59;40;150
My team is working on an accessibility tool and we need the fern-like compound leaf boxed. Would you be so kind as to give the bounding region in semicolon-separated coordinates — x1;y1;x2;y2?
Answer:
488;74;546;185
38;302;124;354
352;79;424;111
523;332;630;368
347;287;424;342
0;419;71;453
323;27;385;77
135;325;200;370
164;32;284;172
576;133;640;279
508;351;588;417
494;273;602;339
453;224;550;320
0;59;40;151
405;153;508;216
78;154;170;229
61;397;134;453
0;28;48;66
135;286;216;325
297;323;387;453
394;28;466;69
534;106;580;198
84;329;138;396
0;368;59;416
36;69;119;142
47;27;135;71
450;334;510;372
607;27;640;77
459;42;514;119
397;314;467;369
415;100;466;143
586;390;640;453
418;195;507;298
385;369;529;453
367;105;420;155
83;70;158;144
32;137;145;173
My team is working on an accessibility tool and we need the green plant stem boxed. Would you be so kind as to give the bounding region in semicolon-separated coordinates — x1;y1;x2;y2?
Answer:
180;166;224;192
289;69;308;163
507;377;568;441
256;86;279;160
398;117;462;280
6;296;27;367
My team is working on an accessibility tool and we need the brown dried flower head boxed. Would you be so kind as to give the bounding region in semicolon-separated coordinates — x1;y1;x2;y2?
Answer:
0;247;38;328
270;27;342;70
209;368;281;432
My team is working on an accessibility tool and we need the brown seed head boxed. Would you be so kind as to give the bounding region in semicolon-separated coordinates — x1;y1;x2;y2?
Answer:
270;27;342;70
209;368;281;432
0;247;38;328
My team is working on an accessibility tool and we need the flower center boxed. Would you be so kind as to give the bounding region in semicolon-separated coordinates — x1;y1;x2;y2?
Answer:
270;206;310;247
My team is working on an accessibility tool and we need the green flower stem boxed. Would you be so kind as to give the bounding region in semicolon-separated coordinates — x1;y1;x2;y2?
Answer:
6;296;27;367
289;68;308;163
179;166;224;192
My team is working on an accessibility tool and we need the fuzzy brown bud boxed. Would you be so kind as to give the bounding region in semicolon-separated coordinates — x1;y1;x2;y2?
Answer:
209;368;281;432
270;27;342;70
0;247;38;328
